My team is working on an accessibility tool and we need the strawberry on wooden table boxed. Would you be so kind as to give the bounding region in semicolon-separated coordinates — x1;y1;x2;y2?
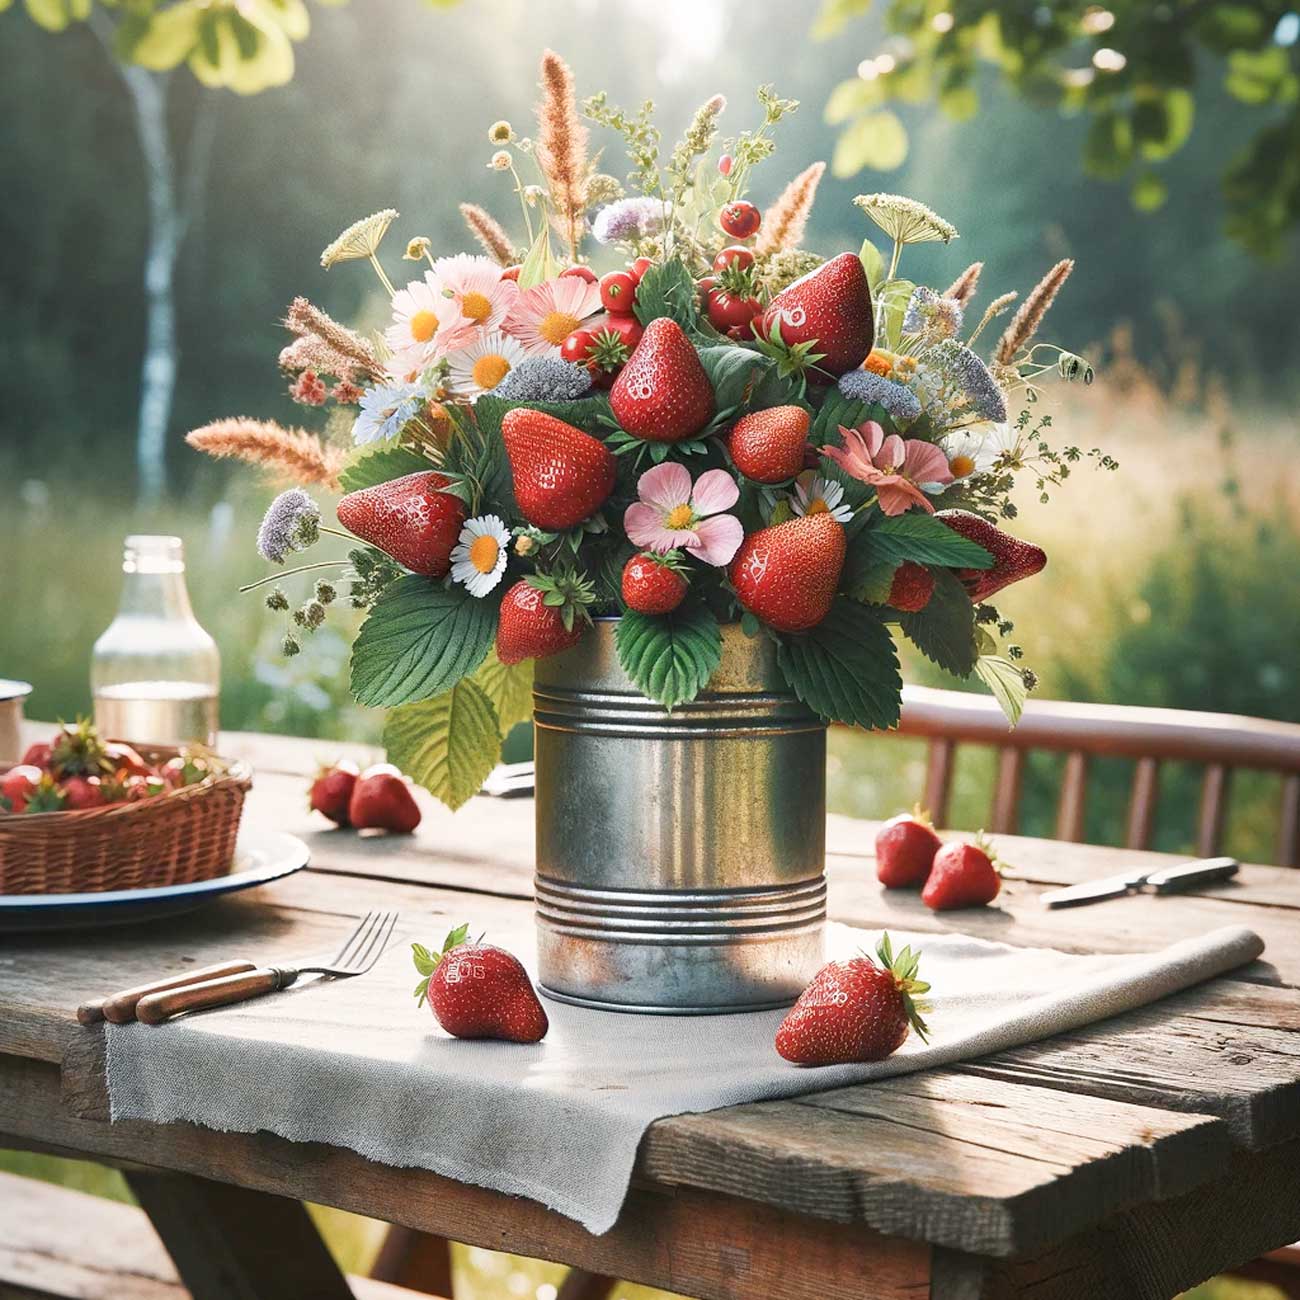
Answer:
922;835;1003;910
337;471;467;578
875;809;942;888
610;318;715;443
310;760;360;827
937;510;1046;602
760;252;875;377
349;763;421;834
729;512;846;633
414;924;549;1043
727;405;810;484
776;933;930;1066
501;408;616;531
621;552;688;615
496;574;592;665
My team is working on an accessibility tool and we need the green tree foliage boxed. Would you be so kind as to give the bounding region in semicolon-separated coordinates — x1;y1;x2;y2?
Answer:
817;1;1300;254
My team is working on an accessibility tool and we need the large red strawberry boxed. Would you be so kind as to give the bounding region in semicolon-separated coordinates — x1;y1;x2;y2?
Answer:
414;926;548;1043
729;513;846;633
888;561;935;613
621;553;687;615
610;318;715;443
922;836;1002;910
337;471;466;577
937;511;1046;603
875;809;942;888
501;409;616;531
310;760;359;827
728;405;810;484
496;576;591;665
1;764;45;814
349;763;421;833
775;933;929;1065
760;252;874;376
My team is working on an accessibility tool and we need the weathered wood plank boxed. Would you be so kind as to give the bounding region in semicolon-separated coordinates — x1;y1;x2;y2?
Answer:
0;1059;931;1300
929;1134;1300;1300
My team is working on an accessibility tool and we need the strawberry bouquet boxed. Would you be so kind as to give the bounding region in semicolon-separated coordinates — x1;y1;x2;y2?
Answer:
190;52;1108;811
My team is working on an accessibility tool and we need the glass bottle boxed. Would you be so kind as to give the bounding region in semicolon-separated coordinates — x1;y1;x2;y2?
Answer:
91;535;220;746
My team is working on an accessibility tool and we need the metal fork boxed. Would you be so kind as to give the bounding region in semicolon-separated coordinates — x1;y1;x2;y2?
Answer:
129;909;400;1025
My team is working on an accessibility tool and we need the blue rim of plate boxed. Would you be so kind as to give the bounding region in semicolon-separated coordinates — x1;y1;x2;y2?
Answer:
0;828;309;915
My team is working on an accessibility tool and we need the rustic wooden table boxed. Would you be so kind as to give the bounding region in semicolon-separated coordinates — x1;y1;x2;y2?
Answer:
2;728;1299;1300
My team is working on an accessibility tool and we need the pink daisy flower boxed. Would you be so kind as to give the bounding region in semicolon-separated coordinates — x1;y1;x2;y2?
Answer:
820;421;953;516
623;462;744;567
430;253;518;336
385;271;468;376
503;274;603;355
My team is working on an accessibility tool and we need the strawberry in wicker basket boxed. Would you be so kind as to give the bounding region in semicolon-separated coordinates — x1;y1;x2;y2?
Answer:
0;720;250;895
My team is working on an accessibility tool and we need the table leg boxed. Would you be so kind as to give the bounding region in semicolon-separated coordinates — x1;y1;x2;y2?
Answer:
125;1170;354;1300
368;1224;454;1297
555;1269;616;1300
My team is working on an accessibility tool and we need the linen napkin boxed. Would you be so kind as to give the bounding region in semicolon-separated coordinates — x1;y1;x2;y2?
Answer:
105;922;1263;1235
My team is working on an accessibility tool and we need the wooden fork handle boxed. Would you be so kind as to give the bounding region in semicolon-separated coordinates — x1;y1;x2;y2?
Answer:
80;960;259;1025
136;968;288;1024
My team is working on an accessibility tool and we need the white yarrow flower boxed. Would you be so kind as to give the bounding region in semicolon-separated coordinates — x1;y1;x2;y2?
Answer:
450;515;511;598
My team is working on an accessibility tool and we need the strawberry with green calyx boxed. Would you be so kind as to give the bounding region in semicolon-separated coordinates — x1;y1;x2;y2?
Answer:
887;561;935;613
496;571;595;665
937;511;1046;602
413;924;549;1043
49;719;112;779
749;315;828;391
759;252;875;377
622;552;689;615
729;512;846;633
337;471;467;578
776;932;930;1065
727;405;811;484
610;318;715;444
1;765;45;814
502;408;617;531
875;806;942;888
922;833;1004;911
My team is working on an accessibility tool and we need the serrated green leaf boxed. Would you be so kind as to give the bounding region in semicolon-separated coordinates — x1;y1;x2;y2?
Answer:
411;942;437;976
338;440;434;493
384;679;501;811
862;514;993;568
842;549;899;604
974;655;1028;727
809;390;871;447
898;568;978;677
614;603;722;710
776;599;902;729
632;258;700;331
351;577;496;708
442;922;470;951
472;648;534;736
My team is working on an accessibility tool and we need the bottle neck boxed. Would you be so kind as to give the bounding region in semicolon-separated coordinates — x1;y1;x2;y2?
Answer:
115;570;196;622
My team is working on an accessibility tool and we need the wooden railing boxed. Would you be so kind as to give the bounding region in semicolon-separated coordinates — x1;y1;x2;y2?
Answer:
891;686;1300;867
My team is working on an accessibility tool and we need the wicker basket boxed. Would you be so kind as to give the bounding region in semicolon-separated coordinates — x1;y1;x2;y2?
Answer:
0;748;251;895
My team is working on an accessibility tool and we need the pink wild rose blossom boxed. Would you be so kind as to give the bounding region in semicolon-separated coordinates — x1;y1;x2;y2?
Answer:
623;462;744;566
820;421;953;516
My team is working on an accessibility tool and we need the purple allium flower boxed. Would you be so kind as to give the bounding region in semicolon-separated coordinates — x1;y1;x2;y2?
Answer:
591;197;665;245
838;369;923;424
927;339;1008;423
257;488;320;564
493;356;593;402
903;286;964;338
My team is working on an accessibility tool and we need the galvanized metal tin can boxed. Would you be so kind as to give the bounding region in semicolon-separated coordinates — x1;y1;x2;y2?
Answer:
533;619;827;1013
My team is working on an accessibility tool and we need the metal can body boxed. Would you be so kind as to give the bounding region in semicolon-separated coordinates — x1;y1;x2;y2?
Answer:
533;620;827;1013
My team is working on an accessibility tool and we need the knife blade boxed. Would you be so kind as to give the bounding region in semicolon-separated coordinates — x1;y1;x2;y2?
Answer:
1041;856;1238;908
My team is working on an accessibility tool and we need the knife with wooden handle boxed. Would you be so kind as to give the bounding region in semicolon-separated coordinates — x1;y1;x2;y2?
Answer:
77;960;259;1025
1041;856;1239;908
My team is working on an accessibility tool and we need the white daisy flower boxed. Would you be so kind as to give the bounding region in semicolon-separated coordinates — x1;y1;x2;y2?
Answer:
939;425;1010;480
450;515;511;598
444;330;528;401
791;472;854;524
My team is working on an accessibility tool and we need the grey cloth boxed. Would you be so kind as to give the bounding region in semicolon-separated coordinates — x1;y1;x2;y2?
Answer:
106;922;1263;1235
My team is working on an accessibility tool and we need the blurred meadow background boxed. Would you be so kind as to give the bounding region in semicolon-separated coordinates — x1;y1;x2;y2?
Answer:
2;1;1299;1296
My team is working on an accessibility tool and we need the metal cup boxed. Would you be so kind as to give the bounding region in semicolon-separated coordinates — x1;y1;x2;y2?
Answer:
533;620;827;1013
0;680;33;766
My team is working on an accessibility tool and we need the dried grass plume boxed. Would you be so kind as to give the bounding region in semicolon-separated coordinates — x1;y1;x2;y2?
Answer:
995;259;1074;365
285;297;383;381
187;418;347;491
757;161;826;254
944;262;983;306
535;49;589;263
460;203;515;266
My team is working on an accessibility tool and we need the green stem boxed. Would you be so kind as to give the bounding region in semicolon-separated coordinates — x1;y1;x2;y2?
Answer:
508;163;535;246
368;253;396;298
240;560;349;594
886;238;902;283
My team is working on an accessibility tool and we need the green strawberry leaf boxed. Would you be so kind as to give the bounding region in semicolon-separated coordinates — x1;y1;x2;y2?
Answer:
860;513;994;568
442;922;470;952
899;568;979;677
471;648;535;736
776;599;902;729
351;577;496;708
411;942;438;976
632;257;701;331
974;654;1029;727
338;439;434;493
808;391;871;447
614;601;723;710
842;549;899;605
384;679;502;811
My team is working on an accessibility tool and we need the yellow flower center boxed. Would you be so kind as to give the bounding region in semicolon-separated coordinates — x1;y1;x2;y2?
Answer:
805;497;829;515
538;310;582;345
665;504;695;530
461;291;493;323
409;310;439;343
949;454;975;478
472;354;511;390
468;534;501;574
